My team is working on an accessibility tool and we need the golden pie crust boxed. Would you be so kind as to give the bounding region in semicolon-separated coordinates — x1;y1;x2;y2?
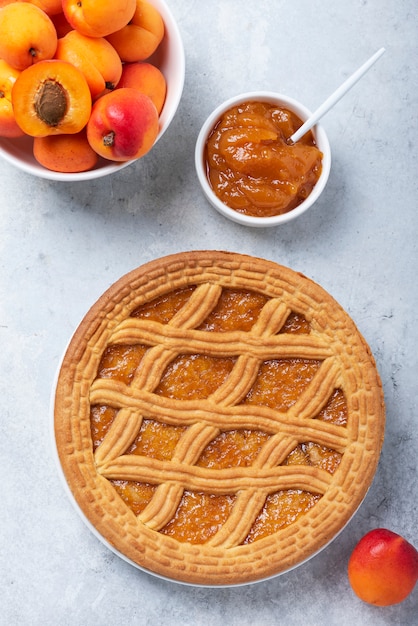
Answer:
54;251;385;586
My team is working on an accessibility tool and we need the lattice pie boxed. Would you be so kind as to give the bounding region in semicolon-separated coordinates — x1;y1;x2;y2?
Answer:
54;251;385;585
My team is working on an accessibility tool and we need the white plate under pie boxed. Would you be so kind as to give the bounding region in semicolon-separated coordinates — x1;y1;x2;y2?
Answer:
52;251;385;586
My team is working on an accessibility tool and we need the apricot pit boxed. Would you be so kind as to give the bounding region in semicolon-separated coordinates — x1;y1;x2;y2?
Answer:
34;80;68;127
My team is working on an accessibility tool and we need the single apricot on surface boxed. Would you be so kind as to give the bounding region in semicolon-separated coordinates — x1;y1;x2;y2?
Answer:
55;31;122;100
33;129;98;172
12;60;92;137
0;3;58;70
348;528;418;606
87;88;159;162
62;0;136;38
0;59;24;137
117;62;166;114
106;0;164;63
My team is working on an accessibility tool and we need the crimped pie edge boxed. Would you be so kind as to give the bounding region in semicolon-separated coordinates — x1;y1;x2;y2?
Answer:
53;250;385;586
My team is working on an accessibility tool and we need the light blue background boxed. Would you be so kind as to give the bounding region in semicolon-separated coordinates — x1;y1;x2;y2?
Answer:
1;1;417;624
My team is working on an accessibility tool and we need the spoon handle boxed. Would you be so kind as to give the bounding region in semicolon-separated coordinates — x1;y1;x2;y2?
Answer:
289;47;386;144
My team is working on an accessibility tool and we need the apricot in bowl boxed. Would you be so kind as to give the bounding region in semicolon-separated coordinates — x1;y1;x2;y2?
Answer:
0;0;185;181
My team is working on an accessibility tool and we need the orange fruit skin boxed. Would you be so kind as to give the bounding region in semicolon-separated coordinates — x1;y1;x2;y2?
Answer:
348;528;418;606
0;3;57;70
117;62;166;114
55;30;122;100
51;12;73;38
0;59;24;138
106;0;164;63
87;88;158;162
25;0;63;16
33;130;99;172
62;0;136;38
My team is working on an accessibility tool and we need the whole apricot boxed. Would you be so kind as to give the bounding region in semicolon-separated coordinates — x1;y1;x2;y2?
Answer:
51;12;73;38
55;30;122;100
33;129;98;172
348;528;418;606
87;88;159;162
117;62;166;114
12;60;91;137
106;0;164;63
62;0;136;38
0;3;58;70
24;0;63;16
0;59;24;138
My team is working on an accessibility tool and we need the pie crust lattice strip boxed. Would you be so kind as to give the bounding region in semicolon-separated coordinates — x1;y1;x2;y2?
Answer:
53;251;385;586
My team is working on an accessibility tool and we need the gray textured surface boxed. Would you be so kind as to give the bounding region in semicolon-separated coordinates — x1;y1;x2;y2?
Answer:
1;1;417;624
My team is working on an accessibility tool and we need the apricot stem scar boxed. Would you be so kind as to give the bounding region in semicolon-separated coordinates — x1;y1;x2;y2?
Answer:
103;131;116;147
34;80;68;127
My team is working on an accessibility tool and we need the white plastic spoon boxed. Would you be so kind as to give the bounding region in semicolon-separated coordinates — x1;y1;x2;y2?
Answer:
289;47;386;144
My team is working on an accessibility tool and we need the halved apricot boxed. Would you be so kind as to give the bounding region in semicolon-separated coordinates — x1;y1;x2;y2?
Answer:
12;59;92;137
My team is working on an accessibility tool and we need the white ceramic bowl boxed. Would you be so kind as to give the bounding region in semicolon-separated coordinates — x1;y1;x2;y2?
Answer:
195;91;331;227
0;0;185;182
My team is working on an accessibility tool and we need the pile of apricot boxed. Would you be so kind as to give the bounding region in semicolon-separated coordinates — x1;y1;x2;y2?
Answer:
0;0;167;172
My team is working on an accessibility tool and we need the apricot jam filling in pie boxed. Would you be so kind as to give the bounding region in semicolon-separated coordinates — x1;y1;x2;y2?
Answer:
54;251;385;585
